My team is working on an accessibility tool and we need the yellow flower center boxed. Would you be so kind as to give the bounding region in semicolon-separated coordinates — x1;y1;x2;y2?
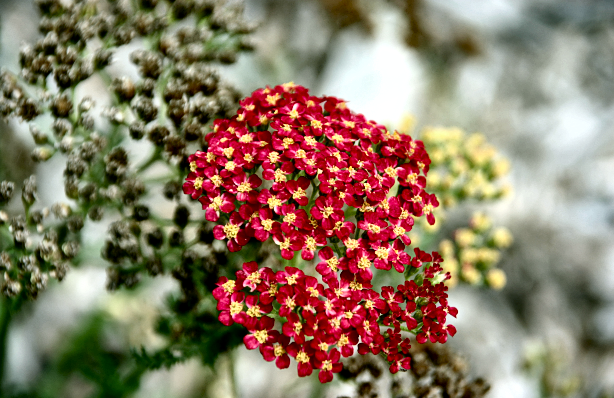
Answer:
190;161;197;172
237;181;252;193
274;344;285;357
282;137;294;149
225;161;236;171
274;168;286;183
223;223;240;239
230;301;243;316
247;305;262;318
345;238;359;250
296;351;309;363
210;175;223;187
357;256;371;269
222;280;235;294
222;147;234;158
393;225;406;236
338;334;349;346
193;177;204;190
279;238;291;250
305;237;316;250
268;151;280;163
261;219;274;231
247;271;262;286
304;136;317;147
283;213;297;224
267;196;282;209
326;257;339;272
375;247;388;260
266;93;280;105
253;330;268;344
322;206;334;218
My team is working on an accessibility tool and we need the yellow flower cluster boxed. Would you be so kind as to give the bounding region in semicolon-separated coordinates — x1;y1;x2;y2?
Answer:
439;212;512;289
397;117;513;290
420;126;512;208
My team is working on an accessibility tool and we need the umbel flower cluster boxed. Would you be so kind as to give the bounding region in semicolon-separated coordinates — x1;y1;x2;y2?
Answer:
183;83;457;383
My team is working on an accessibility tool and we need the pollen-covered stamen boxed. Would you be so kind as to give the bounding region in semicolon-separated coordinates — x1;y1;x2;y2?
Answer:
385;166;397;177
292;188;306;200
282;137;294;149
274;169;287;183
267;196;282;209
357;256;371;270
253;329;268;344
286;274;298;285
344;238;359;250
283;213;297;225
350;281;362;290
247;305;262;318
319;342;329;352
305;237;317;250
311;120;322;129
331;134;344;144
393;225;406;236
375;247;389;260
322;206;334;218
343;120;355;128
326;257;339;272
344;311;354;319
364;299;374;309
268;151;280;163
368;223;381;234
307;286;319;297
266;93;281;105
399;209;410;220
190;161;198;172
261;219;274;231
230;301;243;316
278;237;291;250
304;136;317;147
209;196;223;211
223;223;240;239
239;134;253;143
274;344;286;357
244;153;254;162
222;147;234;158
193;177;204;190
210;175;223;187
237;181;252;192
423;203;434;215
225;160;237;171
338;334;349;346
222;280;236;294
246;271;262;286
296;351;309;364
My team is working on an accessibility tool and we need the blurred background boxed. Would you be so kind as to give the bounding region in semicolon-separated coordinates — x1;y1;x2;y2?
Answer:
1;0;614;397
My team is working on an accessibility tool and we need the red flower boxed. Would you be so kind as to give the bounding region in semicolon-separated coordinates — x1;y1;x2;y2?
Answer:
314;348;343;383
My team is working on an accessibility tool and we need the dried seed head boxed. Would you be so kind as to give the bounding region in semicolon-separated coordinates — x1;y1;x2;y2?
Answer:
0;181;15;205
112;77;136;101
22;175;38;205
50;94;73;118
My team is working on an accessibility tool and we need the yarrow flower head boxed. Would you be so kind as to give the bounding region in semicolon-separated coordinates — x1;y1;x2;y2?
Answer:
185;83;455;382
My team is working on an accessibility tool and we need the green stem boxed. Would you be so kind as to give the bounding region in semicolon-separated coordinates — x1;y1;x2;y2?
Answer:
0;297;12;391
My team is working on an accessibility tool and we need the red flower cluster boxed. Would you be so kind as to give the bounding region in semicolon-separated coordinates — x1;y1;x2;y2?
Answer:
183;83;455;382
214;260;456;382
